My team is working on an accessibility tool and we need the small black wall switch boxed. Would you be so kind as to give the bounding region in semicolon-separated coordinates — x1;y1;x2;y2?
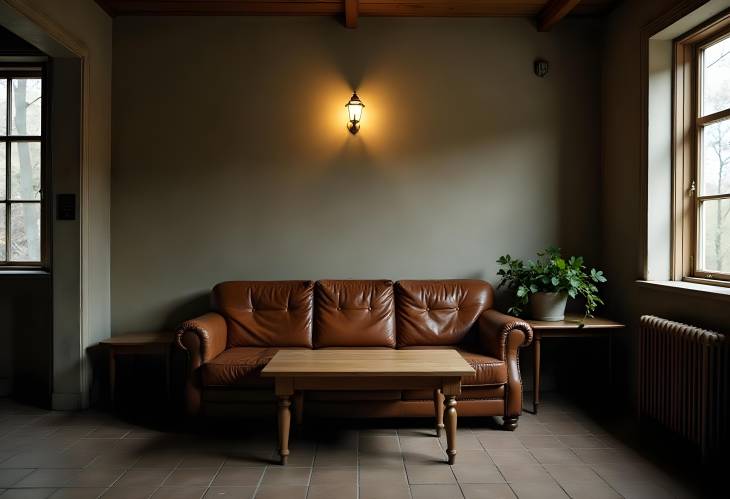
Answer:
57;193;76;221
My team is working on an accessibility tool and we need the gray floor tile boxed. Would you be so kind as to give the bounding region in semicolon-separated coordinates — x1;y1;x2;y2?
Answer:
306;483;357;499
48;488;107;499
405;464;457;484
510;480;569;499
163;468;218;487
0;490;57;499
451;463;505;484
0;470;34;488
252;485;307;499
410;484;464;499
114;469;171;488
359;482;411;499
100;486;157;498
260;467;311;486
461;483;517;499
203;486;256;498
308;467;356;485
150;486;208;499
212;467;265;487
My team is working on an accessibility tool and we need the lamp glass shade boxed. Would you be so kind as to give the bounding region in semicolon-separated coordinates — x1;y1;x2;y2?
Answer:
346;92;364;125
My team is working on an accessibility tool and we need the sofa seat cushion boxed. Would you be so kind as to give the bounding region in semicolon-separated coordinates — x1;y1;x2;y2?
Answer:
203;347;300;386
400;346;507;386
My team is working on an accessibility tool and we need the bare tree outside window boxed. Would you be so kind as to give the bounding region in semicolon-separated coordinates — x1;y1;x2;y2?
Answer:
0;72;43;266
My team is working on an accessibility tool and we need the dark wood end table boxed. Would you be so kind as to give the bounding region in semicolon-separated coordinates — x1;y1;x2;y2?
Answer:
526;314;624;414
100;332;174;404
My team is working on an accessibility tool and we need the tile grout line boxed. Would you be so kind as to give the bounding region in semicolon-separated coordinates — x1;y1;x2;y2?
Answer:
394;427;413;499
355;428;360;499
199;455;228;498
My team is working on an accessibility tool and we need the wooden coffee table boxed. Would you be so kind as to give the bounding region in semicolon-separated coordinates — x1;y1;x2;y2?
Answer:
261;349;475;465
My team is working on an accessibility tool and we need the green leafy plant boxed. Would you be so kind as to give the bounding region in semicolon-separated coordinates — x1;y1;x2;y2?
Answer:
496;246;607;318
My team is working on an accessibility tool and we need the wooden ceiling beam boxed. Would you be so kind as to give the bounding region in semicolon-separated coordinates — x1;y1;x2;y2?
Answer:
345;0;358;28
96;0;612;18
537;0;581;31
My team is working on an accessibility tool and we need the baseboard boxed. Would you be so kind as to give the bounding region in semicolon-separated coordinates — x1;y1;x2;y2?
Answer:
0;378;10;396
52;392;82;411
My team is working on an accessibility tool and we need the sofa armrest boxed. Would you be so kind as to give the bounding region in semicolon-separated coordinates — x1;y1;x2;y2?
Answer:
176;312;228;363
176;312;227;417
477;309;533;361
478;309;533;421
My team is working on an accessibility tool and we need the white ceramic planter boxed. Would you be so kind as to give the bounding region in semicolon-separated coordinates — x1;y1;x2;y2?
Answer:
529;291;568;321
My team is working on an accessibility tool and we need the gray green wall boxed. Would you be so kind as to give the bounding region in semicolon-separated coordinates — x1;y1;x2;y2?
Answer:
111;16;603;333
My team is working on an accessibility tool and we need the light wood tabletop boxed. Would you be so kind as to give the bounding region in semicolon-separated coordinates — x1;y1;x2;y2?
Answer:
261;349;475;378
263;348;475;466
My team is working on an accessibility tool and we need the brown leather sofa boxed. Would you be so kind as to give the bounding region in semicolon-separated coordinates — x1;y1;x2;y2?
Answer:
177;279;533;429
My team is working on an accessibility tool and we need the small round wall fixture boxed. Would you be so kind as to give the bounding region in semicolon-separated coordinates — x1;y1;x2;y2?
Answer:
346;92;364;134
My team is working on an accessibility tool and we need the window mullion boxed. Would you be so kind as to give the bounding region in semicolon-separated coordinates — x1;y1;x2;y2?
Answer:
5;79;9;264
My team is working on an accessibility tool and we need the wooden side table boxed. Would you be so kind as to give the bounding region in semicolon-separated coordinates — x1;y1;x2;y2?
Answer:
100;332;174;404
526;314;624;414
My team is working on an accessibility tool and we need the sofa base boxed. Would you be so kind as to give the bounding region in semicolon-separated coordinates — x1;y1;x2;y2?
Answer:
199;397;506;420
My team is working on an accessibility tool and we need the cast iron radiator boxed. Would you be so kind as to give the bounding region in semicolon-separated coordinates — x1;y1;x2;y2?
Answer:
639;315;728;457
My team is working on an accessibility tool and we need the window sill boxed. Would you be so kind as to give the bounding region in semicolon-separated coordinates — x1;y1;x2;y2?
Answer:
0;269;50;278
636;279;730;301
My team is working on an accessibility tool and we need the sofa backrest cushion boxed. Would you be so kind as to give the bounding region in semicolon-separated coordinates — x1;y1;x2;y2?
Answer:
395;280;493;347
314;280;396;348
212;281;314;348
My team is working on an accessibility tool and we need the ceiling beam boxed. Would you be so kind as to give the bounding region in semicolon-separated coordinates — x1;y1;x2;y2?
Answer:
537;0;581;32
345;0;358;28
95;0;613;18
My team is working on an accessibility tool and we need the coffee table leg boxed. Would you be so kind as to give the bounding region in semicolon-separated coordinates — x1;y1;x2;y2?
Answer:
442;378;460;465
275;378;294;466
278;396;291;465
444;395;457;464
434;389;445;438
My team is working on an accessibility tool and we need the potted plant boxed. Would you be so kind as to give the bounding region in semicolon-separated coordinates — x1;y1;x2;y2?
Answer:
496;246;607;321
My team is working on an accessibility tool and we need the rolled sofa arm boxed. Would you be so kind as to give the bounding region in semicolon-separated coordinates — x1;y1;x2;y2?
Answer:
176;312;228;416
477;309;533;422
477;309;533;360
176;312;228;363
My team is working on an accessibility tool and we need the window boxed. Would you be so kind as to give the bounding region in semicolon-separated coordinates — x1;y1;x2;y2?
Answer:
674;15;730;284
0;66;46;267
696;35;730;280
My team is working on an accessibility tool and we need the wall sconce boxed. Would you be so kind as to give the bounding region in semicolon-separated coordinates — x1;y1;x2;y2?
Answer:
345;92;364;134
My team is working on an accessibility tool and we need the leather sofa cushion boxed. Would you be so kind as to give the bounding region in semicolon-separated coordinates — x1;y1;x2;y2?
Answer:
315;280;396;347
395;280;493;347
213;281;314;348
203;347;299;386
400;346;507;386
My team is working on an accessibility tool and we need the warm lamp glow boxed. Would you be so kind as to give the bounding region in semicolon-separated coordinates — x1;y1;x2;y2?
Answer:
345;92;364;134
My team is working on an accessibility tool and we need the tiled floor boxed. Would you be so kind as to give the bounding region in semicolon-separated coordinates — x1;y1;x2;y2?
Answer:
0;395;713;498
